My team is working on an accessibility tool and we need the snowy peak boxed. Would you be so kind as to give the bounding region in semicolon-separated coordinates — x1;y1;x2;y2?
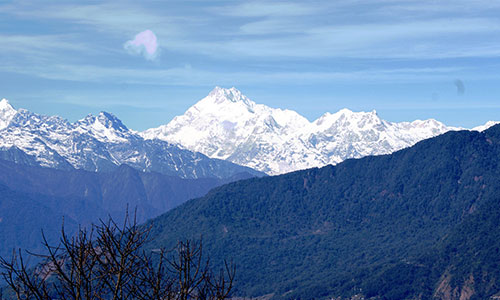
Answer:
0;98;14;111
313;108;382;130
75;112;130;143
198;87;256;112
208;86;252;105
13;109;70;130
97;112;129;132
0;98;17;130
140;87;311;163
77;112;128;132
472;121;500;132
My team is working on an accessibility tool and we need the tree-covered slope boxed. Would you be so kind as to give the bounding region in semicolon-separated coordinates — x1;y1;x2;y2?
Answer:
145;125;500;299
358;188;500;300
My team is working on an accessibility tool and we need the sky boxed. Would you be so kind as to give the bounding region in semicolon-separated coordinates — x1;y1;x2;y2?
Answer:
1;0;500;130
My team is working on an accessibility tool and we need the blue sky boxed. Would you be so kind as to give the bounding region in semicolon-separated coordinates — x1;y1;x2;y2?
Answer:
1;0;500;130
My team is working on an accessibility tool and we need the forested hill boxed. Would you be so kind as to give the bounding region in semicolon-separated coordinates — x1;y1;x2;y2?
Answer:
146;124;500;299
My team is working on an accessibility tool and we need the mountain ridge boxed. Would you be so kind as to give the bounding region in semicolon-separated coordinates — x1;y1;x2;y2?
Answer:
141;87;497;175
2;92;497;177
0;99;263;179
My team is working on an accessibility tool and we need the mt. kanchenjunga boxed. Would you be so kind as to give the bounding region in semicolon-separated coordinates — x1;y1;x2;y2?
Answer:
142;87;312;174
0;98;262;179
142;87;467;175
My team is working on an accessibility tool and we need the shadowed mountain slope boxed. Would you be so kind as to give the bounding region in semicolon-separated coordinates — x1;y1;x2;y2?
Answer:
0;159;256;259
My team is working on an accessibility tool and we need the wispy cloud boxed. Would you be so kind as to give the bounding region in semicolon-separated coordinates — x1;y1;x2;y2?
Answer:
0;60;474;87
124;30;159;61
4;3;167;35
5;1;500;61
214;1;320;17
0;34;90;55
0;33;105;68
163;17;500;60
2;0;500;92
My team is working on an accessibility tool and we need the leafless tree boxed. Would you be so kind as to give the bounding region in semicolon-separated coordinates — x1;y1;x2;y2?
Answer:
0;213;235;300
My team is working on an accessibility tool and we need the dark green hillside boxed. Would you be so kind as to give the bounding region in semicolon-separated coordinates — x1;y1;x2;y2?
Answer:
358;191;500;300
146;125;500;299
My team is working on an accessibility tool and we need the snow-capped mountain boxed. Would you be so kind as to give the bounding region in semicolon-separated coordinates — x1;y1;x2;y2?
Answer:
0;98;262;179
472;121;500;132
142;87;311;174
0;99;16;129
142;87;496;175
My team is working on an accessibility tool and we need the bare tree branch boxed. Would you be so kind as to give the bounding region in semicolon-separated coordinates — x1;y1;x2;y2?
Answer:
0;212;235;300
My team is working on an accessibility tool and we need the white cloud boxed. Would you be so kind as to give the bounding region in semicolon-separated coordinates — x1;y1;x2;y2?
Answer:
124;30;159;61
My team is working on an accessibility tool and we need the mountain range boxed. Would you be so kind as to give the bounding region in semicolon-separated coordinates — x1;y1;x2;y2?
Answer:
1;89;497;176
144;124;500;299
142;87;497;175
0;99;262;179
0;158;254;259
